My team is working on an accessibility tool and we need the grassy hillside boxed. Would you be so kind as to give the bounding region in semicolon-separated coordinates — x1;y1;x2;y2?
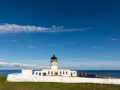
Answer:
0;77;120;90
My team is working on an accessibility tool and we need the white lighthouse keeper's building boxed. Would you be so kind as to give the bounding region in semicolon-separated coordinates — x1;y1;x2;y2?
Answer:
34;55;77;76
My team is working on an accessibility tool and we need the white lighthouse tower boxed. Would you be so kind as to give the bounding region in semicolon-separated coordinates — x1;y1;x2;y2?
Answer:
50;55;58;75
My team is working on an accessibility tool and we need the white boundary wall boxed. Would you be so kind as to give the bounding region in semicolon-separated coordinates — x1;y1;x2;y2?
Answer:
7;74;120;84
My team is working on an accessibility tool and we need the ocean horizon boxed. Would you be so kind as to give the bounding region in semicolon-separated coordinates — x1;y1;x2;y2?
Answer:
0;70;120;78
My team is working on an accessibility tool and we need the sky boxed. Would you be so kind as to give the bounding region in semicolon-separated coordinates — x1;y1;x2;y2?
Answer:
0;0;120;70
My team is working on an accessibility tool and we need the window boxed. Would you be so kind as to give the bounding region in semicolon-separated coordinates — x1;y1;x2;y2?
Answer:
63;71;64;75
39;73;41;76
36;72;38;75
48;71;49;75
60;71;61;74
51;71;53;75
71;72;73;76
66;71;67;75
43;72;46;76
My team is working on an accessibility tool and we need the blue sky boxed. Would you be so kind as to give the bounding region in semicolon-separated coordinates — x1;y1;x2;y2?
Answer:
0;0;120;70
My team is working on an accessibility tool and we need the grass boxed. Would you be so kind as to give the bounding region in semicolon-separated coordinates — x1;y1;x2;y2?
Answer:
0;77;120;90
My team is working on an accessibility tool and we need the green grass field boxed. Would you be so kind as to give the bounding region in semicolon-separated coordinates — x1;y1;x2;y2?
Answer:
0;76;120;90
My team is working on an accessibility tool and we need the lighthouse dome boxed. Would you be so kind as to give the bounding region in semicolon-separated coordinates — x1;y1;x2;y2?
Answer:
51;55;57;62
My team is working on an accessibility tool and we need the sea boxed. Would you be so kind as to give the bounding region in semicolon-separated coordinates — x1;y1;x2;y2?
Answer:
0;70;120;78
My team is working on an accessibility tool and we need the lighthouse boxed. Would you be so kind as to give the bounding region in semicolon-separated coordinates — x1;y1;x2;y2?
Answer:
50;55;58;75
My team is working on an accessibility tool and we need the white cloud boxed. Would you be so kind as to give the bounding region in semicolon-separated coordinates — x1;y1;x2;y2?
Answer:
0;58;4;60
0;40;7;42
103;56;114;58
65;42;76;45
0;23;90;34
0;62;48;69
11;40;18;42
52;25;63;30
111;39;118;41
25;60;50;66
50;44;56;46
2;48;11;50
28;46;37;48
93;46;103;49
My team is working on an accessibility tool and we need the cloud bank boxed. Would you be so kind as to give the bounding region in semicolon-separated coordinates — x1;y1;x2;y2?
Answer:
0;62;48;69
0;23;89;34
0;59;120;70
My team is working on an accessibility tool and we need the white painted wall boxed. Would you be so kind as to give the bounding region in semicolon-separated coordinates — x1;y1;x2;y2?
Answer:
7;74;120;84
58;70;77;76
70;71;77;76
22;69;32;75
